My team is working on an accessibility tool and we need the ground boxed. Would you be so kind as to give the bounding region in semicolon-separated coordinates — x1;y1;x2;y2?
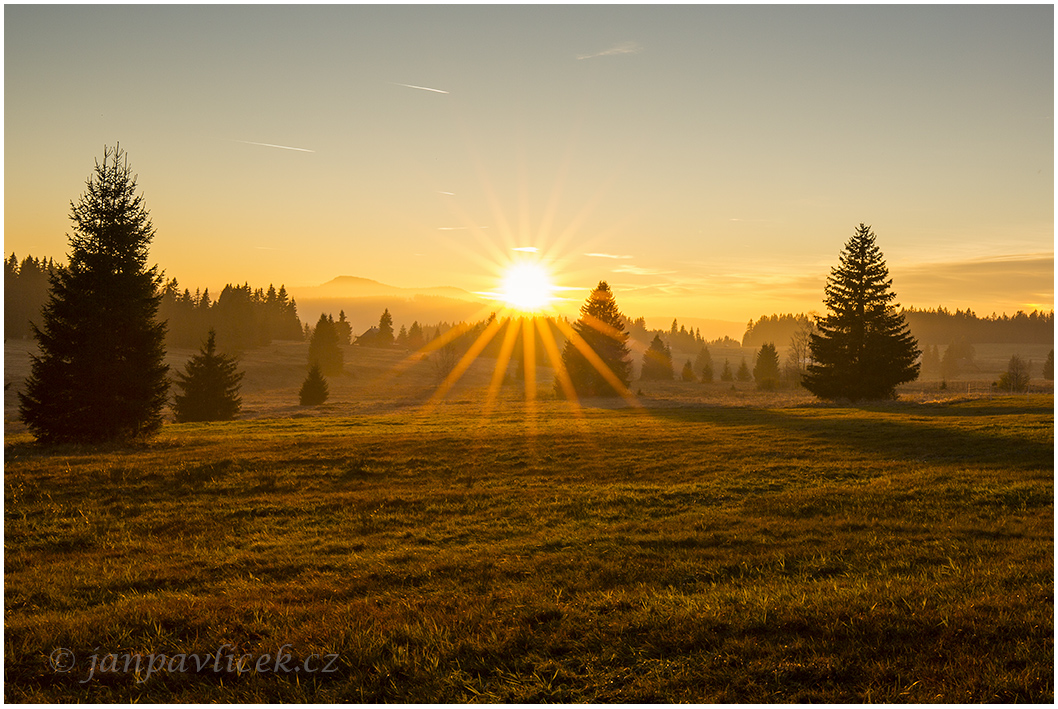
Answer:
3;339;1053;701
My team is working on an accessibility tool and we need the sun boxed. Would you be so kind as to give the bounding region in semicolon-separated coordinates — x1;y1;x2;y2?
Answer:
498;262;556;313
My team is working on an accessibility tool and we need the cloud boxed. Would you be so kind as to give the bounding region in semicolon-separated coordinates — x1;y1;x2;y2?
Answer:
584;252;633;259
512;246;539;253
576;41;642;60
234;140;314;153
392;82;449;94
612;264;673;276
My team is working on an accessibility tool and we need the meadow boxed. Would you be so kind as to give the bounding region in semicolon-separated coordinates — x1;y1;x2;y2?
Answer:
3;340;1054;702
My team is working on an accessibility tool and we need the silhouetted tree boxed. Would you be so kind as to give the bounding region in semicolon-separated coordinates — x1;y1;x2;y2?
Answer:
919;344;941;380
803;224;920;401
299;364;329;405
407;321;426;350
172;329;243;422
308;313;343;375
940;338;976;380
736;357;751;382
1044;349;1053;381
378;308;395;346
783;316;816;384
753;343;781;390
556;281;632;397
5;254;58;340
695;345;714;383
335;310;353;345
720;359;733;382
681;360;696;382
19;145;169;443
996;354;1031;393
641;333;675;380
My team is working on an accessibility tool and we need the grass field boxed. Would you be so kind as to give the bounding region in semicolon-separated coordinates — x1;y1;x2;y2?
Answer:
4;363;1053;702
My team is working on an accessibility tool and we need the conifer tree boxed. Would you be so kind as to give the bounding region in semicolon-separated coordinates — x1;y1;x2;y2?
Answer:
695;345;714;383
299;363;329;405
736;357;751;382
407;321;425;350
803;224;920;401
556;281;632;397
378;308;395;346
720;359;733;382
1044;349;1053;381
308;313;343;375
335;310;353;345
753;342;781;390
172;329;243;422
641;333;675;380
681;360;697;382
19;145;169;443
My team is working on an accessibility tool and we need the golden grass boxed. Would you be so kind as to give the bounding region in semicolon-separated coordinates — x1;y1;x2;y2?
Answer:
4;389;1052;702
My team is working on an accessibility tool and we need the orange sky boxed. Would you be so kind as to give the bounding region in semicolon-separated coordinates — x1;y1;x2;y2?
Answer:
5;6;1053;325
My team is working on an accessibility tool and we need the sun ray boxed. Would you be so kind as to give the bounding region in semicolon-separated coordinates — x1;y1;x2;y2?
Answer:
484;316;523;411
425;317;505;407
551;317;641;407
521;317;537;403
535;316;581;410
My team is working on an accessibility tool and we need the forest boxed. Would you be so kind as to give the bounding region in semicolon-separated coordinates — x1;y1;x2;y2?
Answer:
10;252;1050;359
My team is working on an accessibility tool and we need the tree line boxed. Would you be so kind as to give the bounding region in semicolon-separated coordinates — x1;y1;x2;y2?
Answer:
5;254;59;339
159;279;304;351
13;145;1048;443
743;306;1053;349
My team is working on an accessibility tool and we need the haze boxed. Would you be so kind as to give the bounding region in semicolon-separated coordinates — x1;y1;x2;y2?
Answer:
5;5;1053;325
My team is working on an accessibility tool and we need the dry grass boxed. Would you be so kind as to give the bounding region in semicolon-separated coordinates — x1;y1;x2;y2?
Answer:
4;361;1052;702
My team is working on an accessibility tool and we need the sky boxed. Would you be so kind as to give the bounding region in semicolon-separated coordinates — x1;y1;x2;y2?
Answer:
5;4;1053;328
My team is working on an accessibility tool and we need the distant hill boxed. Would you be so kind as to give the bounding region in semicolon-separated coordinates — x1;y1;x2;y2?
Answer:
290;276;491;334
293;276;478;302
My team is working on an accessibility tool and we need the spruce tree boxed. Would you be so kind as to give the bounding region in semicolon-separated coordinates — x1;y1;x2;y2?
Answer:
1044;349;1053;381
641;333;675;380
695;345;714;383
308;313;343;375
19;145;169;443
299;363;329;405
753;342;781;390
556;281;632;397
736;357;751;382
680;360;697;382
378;308;395;346
803;224;920;401
720;359;733;382
172;329;243;422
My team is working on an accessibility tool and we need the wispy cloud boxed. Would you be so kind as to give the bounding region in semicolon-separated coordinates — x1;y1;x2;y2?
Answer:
577;41;642;60
612;264;673;276
512;246;539;253
393;82;449;94
234;140;314;153
438;191;455;196
584;252;633;260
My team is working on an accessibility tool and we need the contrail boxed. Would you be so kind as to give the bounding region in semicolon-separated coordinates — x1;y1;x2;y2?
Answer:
234;140;315;153
393;82;449;94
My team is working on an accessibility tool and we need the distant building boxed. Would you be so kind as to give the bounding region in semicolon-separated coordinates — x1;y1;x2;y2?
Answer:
354;326;380;347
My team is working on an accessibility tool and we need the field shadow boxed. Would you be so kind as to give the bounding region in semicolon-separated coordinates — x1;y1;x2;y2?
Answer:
650;399;1053;470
